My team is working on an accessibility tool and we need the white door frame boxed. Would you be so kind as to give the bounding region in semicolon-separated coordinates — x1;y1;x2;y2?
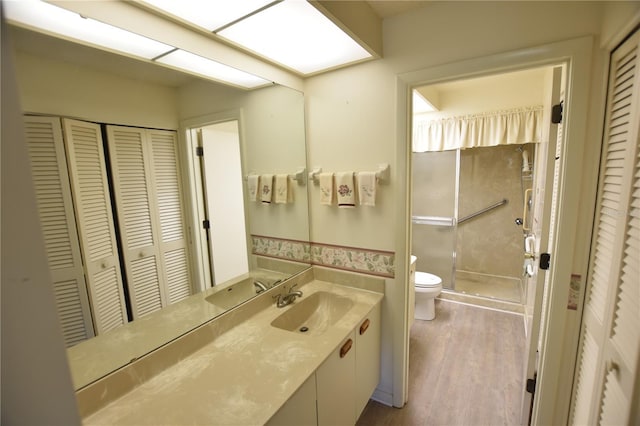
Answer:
395;36;598;421
178;109;248;293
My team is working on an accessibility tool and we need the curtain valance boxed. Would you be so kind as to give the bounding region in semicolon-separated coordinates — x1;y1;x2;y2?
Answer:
413;106;544;152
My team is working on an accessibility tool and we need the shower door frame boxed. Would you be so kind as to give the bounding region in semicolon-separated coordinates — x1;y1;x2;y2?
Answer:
410;148;460;292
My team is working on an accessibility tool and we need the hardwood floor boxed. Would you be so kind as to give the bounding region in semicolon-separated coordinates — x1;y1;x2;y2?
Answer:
357;299;526;426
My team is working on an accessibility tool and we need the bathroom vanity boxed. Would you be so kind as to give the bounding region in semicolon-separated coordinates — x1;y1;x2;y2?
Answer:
77;268;384;425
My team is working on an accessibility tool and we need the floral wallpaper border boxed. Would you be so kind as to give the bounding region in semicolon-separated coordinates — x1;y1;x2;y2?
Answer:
251;235;311;263
251;235;395;278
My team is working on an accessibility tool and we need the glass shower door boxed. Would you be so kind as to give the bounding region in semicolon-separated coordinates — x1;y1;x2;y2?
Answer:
411;150;459;290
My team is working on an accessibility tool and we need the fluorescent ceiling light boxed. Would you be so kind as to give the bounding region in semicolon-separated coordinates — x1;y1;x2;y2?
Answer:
413;90;438;113
218;0;372;75
4;0;173;60
155;49;270;89
139;0;274;32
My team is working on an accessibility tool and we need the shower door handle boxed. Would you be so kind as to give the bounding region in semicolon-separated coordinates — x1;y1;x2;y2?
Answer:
522;188;532;231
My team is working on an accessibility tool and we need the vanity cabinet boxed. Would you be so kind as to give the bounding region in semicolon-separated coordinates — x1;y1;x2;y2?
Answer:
267;301;382;426
317;302;382;426
355;302;381;418
266;375;317;426
316;330;357;426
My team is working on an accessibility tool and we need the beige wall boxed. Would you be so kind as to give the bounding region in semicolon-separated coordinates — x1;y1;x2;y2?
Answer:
178;81;310;242
601;1;640;48
1;23;80;424
304;0;605;409
4;0;638;419
420;67;548;120
14;51;179;129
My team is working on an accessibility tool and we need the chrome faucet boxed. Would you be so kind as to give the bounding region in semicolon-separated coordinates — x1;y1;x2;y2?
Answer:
274;284;303;308
254;280;268;294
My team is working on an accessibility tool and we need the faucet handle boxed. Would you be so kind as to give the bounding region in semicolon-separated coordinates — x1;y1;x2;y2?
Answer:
287;283;298;293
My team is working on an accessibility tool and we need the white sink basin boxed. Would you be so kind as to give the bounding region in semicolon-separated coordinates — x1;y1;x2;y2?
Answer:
205;279;257;310
270;291;354;335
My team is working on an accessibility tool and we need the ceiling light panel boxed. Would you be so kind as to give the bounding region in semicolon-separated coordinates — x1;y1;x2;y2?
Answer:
218;0;372;75
4;0;173;60
139;0;275;32
155;49;270;89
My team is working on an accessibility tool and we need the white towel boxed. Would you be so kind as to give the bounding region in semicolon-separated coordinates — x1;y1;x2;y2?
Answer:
336;172;355;208
357;171;377;206
319;173;334;206
274;174;290;204
247;175;260;202
261;174;273;204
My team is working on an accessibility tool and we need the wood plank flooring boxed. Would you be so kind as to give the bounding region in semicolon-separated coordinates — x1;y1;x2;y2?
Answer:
357;299;526;426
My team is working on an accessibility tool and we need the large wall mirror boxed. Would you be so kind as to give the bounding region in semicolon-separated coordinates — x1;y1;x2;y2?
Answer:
9;25;310;390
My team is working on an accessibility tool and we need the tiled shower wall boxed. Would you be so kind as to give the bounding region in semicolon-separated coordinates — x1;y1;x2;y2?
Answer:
457;144;533;278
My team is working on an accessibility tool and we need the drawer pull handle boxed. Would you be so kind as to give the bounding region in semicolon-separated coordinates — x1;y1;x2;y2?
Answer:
359;319;370;335
340;339;353;358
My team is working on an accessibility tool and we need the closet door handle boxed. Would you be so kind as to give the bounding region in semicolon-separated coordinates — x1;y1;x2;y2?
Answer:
359;319;370;335
340;339;353;358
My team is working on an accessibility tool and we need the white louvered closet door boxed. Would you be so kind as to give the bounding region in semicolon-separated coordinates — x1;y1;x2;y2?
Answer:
24;116;94;346
106;126;166;319
570;30;640;425
147;129;191;304
62;118;128;334
106;126;191;319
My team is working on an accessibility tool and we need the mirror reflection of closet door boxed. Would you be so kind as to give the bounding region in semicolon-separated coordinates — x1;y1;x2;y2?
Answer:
62;118;128;334
106;125;192;319
198;121;249;285
24;116;95;346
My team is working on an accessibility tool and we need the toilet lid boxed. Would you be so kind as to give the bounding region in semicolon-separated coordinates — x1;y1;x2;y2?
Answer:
415;271;442;287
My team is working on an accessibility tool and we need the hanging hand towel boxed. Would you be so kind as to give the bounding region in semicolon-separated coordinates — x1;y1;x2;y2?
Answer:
357;171;377;206
336;172;356;208
319;172;334;205
247;174;260;202
261;174;273;204
275;174;290;204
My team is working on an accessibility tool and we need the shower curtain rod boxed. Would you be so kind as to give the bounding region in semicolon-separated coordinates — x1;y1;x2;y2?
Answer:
458;199;508;224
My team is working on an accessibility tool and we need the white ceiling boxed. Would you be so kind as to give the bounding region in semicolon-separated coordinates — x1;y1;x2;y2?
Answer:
8;1;433;90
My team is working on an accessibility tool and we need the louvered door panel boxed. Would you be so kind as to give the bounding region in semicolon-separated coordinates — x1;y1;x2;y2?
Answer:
571;331;599;425
62;118;127;334
165;247;191;303
599;370;628;425
147;130;192;304
24;116;94;346
106;125;165;319
570;29;640;425
610;151;640;373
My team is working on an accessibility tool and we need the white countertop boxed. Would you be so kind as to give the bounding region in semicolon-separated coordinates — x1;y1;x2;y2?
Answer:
84;280;383;425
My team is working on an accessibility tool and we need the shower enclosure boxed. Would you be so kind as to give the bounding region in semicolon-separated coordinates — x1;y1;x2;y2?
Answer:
411;150;459;291
412;144;533;304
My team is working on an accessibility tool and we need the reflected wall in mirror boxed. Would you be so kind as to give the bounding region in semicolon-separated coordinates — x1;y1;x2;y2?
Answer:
10;26;310;390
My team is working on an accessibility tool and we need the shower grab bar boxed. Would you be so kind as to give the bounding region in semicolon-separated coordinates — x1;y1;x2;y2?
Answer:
411;215;455;227
458;199;508;224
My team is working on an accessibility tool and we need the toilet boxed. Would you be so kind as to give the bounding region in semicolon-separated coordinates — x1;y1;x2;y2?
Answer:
410;255;443;321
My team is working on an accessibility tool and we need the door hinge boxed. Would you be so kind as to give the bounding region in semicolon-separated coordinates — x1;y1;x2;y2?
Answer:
526;376;536;394
551;101;563;124
196;146;204;157
539;253;551;270
202;219;210;230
